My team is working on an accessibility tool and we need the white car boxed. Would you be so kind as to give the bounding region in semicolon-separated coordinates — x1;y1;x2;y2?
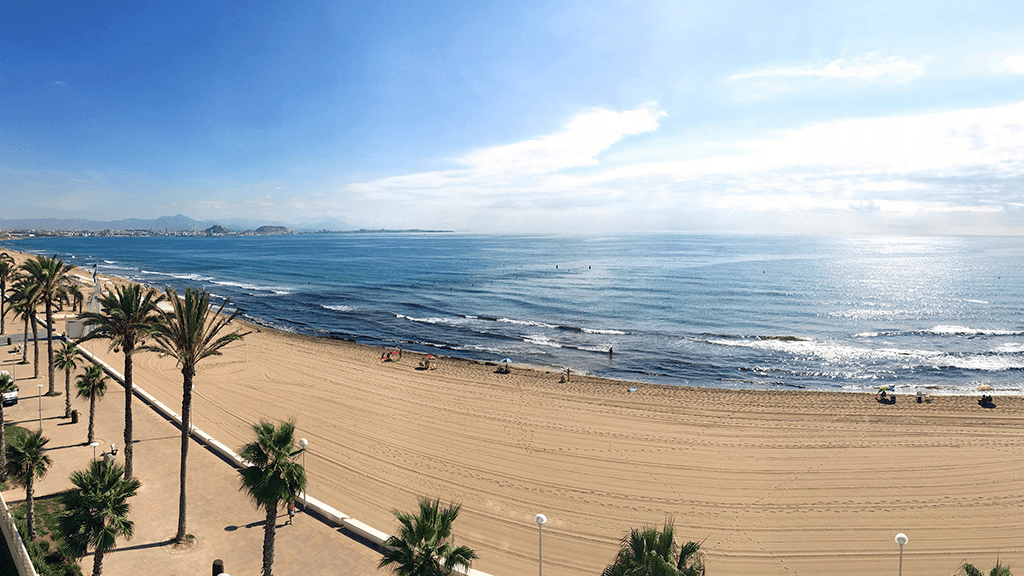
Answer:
0;371;17;407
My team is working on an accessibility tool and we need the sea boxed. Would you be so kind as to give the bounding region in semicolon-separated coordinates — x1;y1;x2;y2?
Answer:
4;233;1023;395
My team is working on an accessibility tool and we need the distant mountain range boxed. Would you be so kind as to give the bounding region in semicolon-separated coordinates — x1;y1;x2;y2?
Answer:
0;214;358;233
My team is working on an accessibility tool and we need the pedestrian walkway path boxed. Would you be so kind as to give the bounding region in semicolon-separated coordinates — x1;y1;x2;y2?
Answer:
1;329;382;576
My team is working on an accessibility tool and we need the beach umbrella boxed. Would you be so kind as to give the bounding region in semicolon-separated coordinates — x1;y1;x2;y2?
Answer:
501;358;513;364
977;384;993;391
878;385;893;393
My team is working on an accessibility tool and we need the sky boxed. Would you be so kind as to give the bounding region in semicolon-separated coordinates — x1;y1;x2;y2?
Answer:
2;1;1024;235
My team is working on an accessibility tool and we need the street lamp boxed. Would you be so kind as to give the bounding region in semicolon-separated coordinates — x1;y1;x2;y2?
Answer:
895;533;908;576
37;385;43;429
299;437;309;510
534;513;547;576
90;441;100;461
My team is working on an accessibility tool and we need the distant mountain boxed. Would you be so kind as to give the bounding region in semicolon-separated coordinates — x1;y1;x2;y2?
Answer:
0;214;212;231
0;214;359;233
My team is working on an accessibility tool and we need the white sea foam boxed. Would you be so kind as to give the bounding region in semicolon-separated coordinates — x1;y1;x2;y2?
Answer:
993;342;1024;353
396;314;467;326
524;335;562;348
582;328;627;335
965;299;989;304
499;318;558;329
927;325;1021;336
322;304;355;312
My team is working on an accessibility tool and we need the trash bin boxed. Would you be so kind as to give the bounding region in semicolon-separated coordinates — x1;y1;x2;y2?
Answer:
71;409;79;424
213;559;225;575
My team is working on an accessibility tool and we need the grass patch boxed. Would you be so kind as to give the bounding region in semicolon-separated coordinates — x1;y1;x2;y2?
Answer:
4;424;82;576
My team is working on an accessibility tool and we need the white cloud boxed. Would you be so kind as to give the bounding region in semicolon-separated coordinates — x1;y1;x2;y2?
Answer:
731;53;925;83
456;105;665;175
997;54;1024;74
324;101;1024;235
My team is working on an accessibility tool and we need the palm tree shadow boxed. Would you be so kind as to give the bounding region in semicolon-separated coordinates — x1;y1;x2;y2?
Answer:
107;538;176;554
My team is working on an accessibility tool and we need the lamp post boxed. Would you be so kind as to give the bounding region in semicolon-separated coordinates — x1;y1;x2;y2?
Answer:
534;513;546;576
895;533;908;576
299;437;309;510
37;384;43;429
90;441;100;461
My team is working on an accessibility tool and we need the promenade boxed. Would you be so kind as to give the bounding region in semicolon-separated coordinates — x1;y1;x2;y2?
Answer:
1;325;382;576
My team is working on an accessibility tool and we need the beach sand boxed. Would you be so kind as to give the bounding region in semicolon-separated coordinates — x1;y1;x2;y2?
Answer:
3;248;1023;575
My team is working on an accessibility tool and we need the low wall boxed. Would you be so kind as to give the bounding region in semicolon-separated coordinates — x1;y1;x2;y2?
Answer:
73;340;490;576
0;492;39;576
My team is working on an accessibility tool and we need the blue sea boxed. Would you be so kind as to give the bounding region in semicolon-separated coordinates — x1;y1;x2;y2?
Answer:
5;233;1023;395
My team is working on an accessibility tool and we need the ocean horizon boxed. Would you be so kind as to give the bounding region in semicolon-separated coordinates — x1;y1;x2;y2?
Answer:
4;232;1023;396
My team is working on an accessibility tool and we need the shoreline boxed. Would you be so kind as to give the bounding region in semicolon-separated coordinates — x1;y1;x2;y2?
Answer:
3;247;1023;575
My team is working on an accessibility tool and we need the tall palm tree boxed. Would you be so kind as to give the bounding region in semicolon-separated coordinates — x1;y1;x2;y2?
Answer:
55;341;82;419
8;278;39;367
0;372;17;482
0;259;16;334
239;420;307;576
148;287;244;544
79;283;164;478
5;429;53;540
67;283;85;314
378;498;479;576
21;255;73;396
602;524;705;576
76;365;108;445
57;460;141;576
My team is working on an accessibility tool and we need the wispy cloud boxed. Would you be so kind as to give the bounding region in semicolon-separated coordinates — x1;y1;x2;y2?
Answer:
731;53;925;83
327;101;1024;234
997;54;1024;74
456;105;665;176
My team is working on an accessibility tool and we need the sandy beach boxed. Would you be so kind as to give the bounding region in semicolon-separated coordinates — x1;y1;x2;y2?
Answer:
3;248;1023;576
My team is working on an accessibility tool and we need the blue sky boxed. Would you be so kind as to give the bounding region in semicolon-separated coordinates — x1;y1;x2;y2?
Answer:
3;1;1023;234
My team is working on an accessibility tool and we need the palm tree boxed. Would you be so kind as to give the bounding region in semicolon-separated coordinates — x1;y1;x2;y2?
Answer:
148;287;244;544
0;372;17;482
57;460;141;576
239;420;307;576
76;365;109;445
378;498;479;576
55;341;82;419
961;561;1013;576
67;283;85;314
0;259;16;334
5;429;53;540
602;524;705;576
79;283;164;478
21;255;73;396
8;278;39;368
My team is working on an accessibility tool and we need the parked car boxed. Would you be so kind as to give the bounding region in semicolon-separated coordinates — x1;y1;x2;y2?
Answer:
1;370;17;407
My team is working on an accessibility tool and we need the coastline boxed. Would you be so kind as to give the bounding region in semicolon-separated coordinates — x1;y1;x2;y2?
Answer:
2;247;1023;575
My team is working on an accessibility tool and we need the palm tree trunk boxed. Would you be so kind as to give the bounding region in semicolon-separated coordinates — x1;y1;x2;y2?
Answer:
92;546;104;576
26;475;35;540
64;370;72;418
45;301;56;395
0;407;6;483
88;393;96;444
175;365;194;544
263;503;278;576
1;280;6;334
31;316;39;378
21;314;29;363
123;345;134;479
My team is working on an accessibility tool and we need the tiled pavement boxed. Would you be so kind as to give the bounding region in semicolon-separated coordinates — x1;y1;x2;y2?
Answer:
1;333;383;576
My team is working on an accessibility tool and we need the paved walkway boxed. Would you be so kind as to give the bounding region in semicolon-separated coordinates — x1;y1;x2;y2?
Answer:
1;326;383;576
